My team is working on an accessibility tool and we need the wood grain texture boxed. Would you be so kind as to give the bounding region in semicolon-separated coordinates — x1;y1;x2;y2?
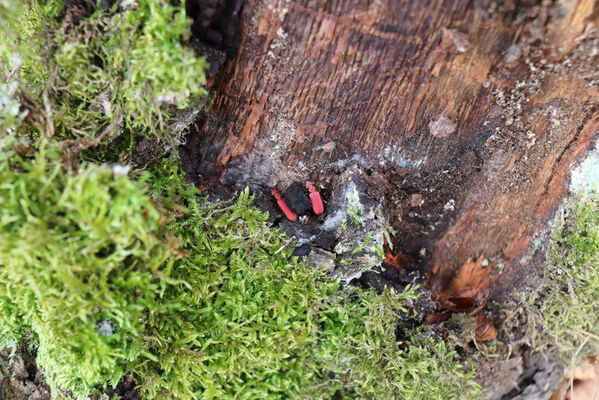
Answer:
183;0;599;305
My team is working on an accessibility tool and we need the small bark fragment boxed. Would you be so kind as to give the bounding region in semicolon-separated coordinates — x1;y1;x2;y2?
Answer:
429;113;456;138
410;193;423;207
440;28;471;53
475;313;497;342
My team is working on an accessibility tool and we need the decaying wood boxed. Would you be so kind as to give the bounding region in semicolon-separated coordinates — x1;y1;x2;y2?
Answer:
183;0;599;308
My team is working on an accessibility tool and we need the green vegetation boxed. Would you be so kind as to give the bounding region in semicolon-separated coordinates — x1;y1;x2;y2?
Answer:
131;187;481;399
538;192;599;362
0;140;176;395
1;0;207;151
0;1;483;399
0;140;482;399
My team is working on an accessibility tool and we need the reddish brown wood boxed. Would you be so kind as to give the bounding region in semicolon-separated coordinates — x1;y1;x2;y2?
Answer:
475;312;498;342
184;0;599;306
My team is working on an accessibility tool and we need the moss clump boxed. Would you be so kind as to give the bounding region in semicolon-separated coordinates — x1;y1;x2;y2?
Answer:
137;172;482;399
1;0;208;152
538;192;599;362
0;139;177;396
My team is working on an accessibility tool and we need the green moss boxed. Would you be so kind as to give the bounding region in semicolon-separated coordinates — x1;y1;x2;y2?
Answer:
0;0;64;90
135;164;482;399
1;0;208;150
0;139;481;398
0;138;176;396
538;192;599;362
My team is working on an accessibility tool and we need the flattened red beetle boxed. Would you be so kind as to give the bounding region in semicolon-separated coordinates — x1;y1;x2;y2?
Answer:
305;181;324;215
271;189;297;221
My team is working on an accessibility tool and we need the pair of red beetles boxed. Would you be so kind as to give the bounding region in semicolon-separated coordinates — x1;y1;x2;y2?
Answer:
271;182;324;221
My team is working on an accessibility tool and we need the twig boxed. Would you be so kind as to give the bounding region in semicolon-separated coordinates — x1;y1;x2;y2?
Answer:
579;330;599;341
0;59;10;81
472;337;500;360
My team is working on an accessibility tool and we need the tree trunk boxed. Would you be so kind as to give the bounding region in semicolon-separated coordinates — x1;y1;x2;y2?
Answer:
184;0;598;305
182;0;599;396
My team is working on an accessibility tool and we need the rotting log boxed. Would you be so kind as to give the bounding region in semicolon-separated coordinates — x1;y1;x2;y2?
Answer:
182;0;599;308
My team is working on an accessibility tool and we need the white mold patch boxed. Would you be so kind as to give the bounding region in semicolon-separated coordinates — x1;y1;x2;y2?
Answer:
379;144;426;168
570;146;599;193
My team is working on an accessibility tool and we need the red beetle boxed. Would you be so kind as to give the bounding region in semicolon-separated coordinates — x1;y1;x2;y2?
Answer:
271;189;297;221
306;181;324;215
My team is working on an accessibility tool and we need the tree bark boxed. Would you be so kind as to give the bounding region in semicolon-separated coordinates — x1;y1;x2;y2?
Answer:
183;0;599;307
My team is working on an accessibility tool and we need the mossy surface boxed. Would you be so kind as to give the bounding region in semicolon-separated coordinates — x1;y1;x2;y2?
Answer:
1;0;207;153
0;142;483;399
537;192;599;363
1;1;483;399
0;140;176;395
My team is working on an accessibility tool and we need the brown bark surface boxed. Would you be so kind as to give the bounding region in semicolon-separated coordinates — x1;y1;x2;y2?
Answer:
183;0;599;307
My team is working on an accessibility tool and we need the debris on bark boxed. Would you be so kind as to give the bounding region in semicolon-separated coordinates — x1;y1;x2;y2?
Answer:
552;357;599;400
322;172;389;283
474;313;498;342
305;248;336;272
0;344;50;400
291;243;311;257
429;113;457;138
409;193;423;208
383;252;413;270
440;28;471;53
314;230;335;251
